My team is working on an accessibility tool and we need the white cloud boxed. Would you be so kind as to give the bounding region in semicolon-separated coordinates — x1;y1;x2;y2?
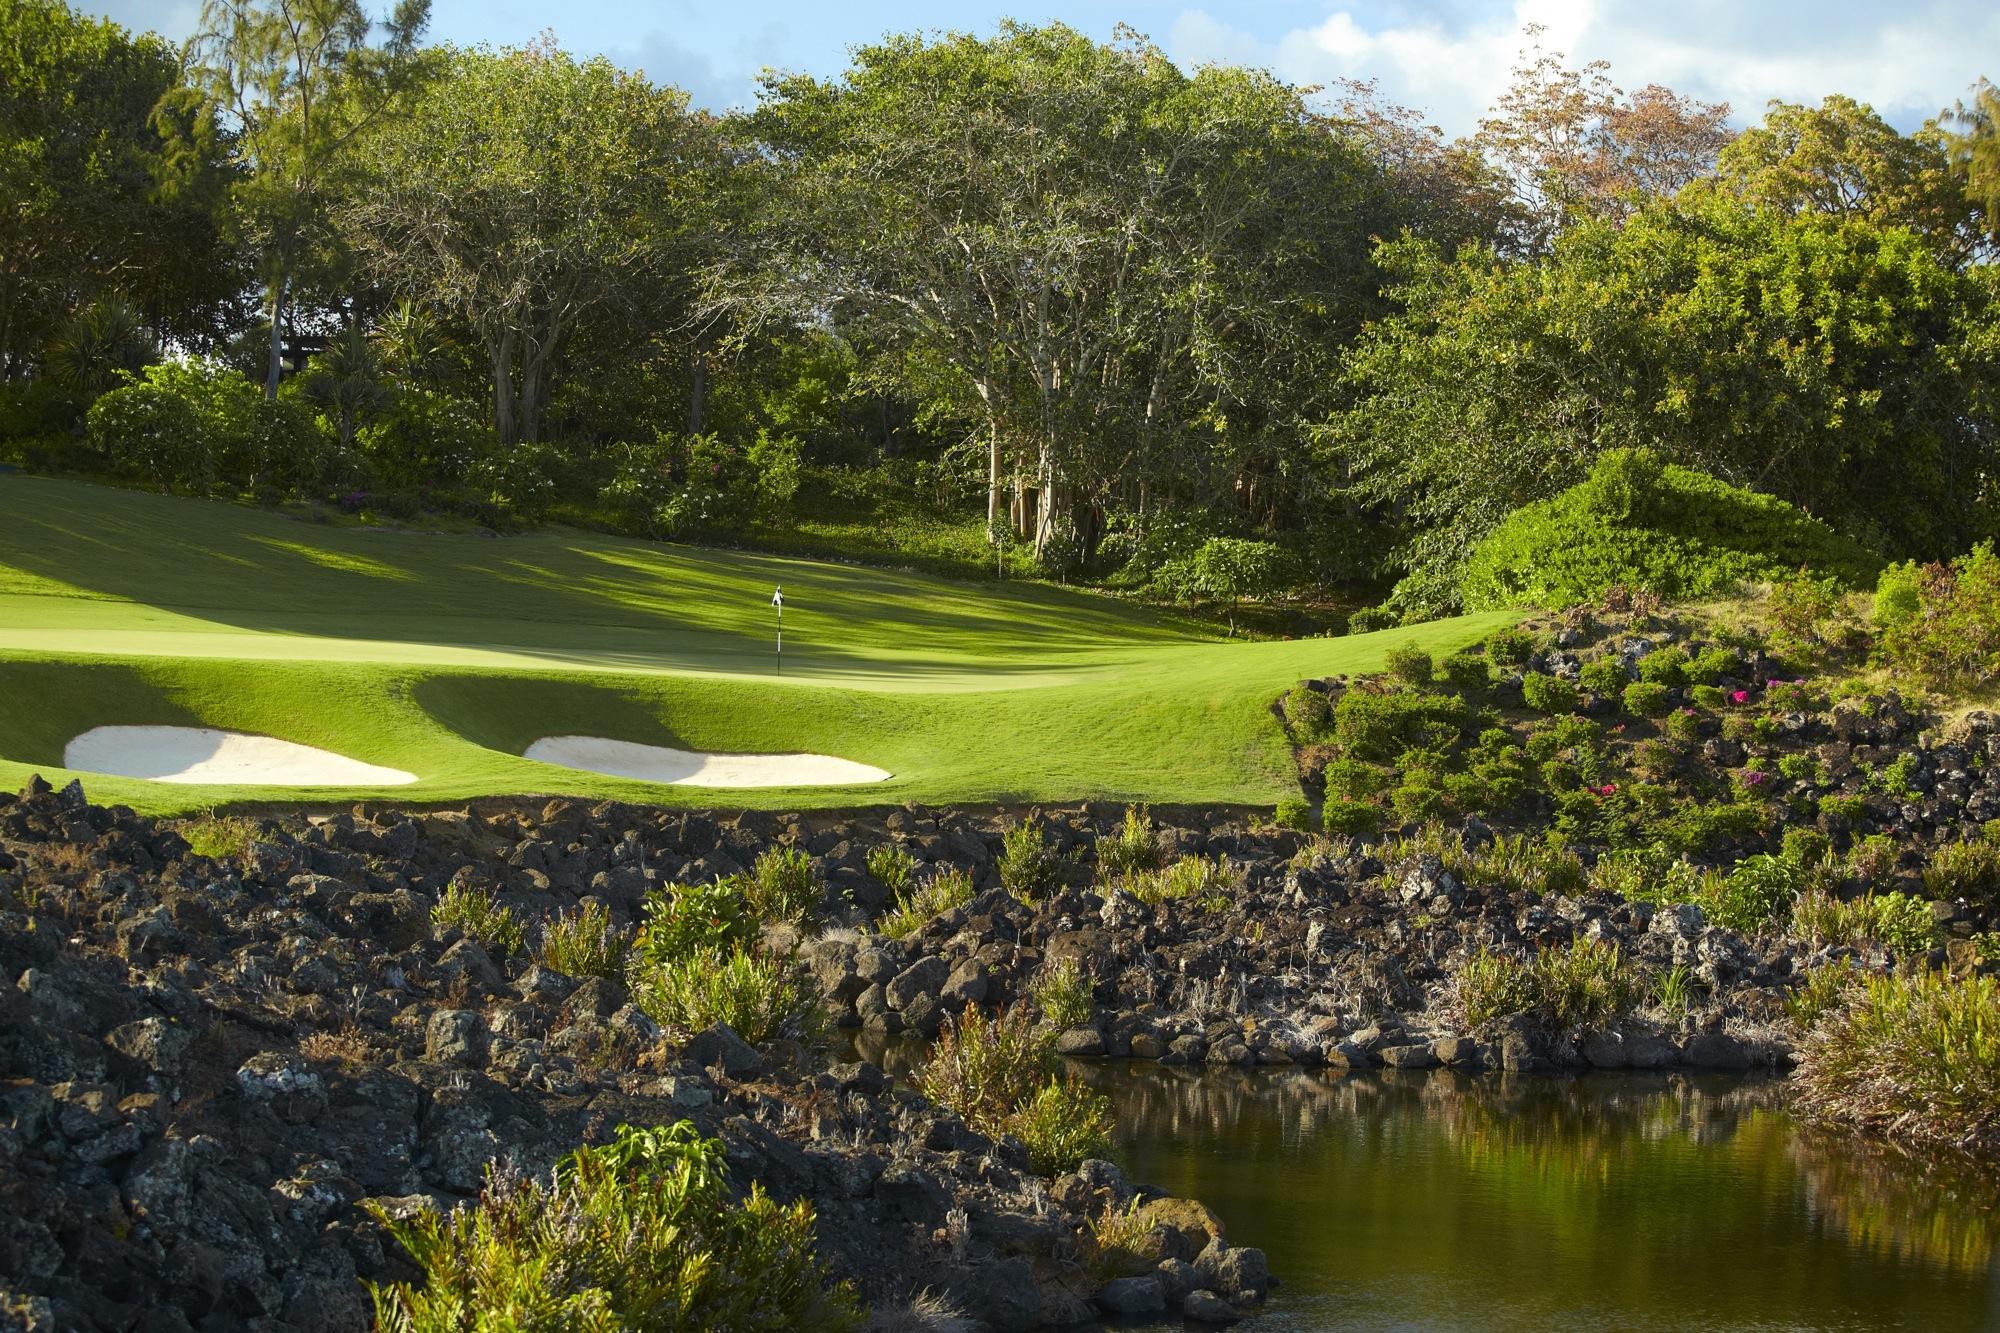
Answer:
1168;1;2000;137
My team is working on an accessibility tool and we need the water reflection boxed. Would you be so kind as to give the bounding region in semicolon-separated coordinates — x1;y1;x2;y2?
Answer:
1066;1063;2000;1331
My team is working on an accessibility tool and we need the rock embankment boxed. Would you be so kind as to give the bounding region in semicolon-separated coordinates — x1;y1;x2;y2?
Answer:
0;777;1268;1332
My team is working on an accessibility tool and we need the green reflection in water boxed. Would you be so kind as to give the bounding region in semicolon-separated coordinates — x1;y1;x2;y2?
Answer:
1067;1064;2000;1331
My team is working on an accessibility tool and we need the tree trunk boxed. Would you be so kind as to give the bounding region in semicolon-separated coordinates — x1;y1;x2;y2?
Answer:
986;422;1002;536
264;273;287;401
687;350;706;436
489;331;517;447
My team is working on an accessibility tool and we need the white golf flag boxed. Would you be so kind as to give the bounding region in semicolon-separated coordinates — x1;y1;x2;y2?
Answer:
772;588;783;609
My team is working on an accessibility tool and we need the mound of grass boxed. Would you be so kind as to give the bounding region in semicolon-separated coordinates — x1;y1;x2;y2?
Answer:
1454;939;1638;1030
1461;449;1882;612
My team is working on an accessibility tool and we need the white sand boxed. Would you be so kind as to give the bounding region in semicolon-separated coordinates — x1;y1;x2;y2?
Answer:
64;726;417;786
525;735;891;787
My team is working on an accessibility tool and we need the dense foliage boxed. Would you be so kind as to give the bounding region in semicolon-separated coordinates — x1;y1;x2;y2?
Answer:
1460;449;1883;611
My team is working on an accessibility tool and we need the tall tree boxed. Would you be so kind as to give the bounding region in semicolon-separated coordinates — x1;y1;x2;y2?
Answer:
0;0;236;378
188;0;430;397
1706;95;1978;263
1945;78;2000;247
342;40;719;446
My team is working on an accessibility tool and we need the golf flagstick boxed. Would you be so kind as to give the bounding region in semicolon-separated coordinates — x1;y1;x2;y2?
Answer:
772;586;783;675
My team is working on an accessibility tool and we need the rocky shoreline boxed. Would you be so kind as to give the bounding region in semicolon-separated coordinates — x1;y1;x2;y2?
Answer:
1;747;1992;1329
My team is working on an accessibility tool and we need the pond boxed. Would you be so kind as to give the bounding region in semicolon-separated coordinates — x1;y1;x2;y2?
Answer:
846;1036;1999;1330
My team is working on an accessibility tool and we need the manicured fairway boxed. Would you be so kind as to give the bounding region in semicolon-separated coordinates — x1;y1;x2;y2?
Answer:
0;475;1511;813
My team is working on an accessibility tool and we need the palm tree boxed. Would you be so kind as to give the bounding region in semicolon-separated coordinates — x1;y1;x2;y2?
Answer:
44;296;158;394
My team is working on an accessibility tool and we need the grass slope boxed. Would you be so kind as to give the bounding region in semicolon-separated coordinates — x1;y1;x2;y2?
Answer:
0;476;1509;813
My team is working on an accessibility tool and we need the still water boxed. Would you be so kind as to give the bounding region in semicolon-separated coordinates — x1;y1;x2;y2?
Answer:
1069;1064;2000;1331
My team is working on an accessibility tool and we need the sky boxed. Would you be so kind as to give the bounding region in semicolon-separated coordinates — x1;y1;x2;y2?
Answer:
92;0;2000;137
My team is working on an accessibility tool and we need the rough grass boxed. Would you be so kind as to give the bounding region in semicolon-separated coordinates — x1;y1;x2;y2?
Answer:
629;944;821;1045
876;866;975;941
431;882;523;958
1454;939;1638;1030
0;474;1511;813
1792;970;2000;1153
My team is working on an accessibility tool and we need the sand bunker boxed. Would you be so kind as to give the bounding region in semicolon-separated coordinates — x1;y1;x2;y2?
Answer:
525;735;890;787
64;726;418;786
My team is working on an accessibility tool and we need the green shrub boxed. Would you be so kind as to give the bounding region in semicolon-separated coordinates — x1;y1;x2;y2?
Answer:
1460;449;1882;612
1871;560;1922;631
1689;684;1727;709
1030;958;1095;1029
1283;683;1332;739
1005;1079;1116;1175
917;1005;1055;1138
1330;688;1486;761
1621;681;1671;716
1686;647;1740;686
747;847;820;923
631;944;820;1045
999;818;1062;900
1777;753;1823;783
1454;939;1637;1030
1636;648;1690;687
634;881;755;967
1786;960;1865;1029
432;882;524;957
180;815;257;861
366;1121;860;1331
865;843;917;896
1818;793;1868;825
1876;544;2000;695
1924;833;2000;904
1873;753;1922;798
1655;798;1767;856
1664;708;1703;742
1096;806;1164;877
1481;626;1537;666
1321;758;1393;801
1383;643;1435;686
1321;798;1382;836
1439;649;1491;693
1273;797;1314;832
1780;827;1831;866
1792;969;2000;1152
1392;779;1449;823
1768;570;1848;649
539;901;629;980
877;866;976;940
1579;659;1628;696
1521;673;1581;714
1706;854;1803;934
1791;890;1938;955
86;382;205;490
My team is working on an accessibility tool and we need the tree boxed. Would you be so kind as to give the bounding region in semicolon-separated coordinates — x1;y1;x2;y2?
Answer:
187;0;431;398
1473;27;1731;248
342;41;718;446
0;0;237;379
1333;196;2000;614
1706;95;1978;263
742;23;1385;567
1945;78;2000;247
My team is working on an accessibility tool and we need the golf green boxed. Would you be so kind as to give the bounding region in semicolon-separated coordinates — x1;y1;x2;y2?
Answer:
0;475;1511;813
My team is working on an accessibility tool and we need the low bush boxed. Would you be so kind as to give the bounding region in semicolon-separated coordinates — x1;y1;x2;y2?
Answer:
1030;959;1095;1029
998;818;1063;900
1330;687;1487;761
1006;1079;1116;1175
1924;830;2000;904
1321;798;1382;836
432;882;524;958
747;847;820;923
917;1006;1113;1175
1792;969;2000;1152
1818;793;1868;825
1704;854;1803;934
1454;938;1637;1030
1521;673;1580;715
876;866;976;940
1621;681;1671;716
179;815;257;861
1481;626;1538;666
86;382;205;491
539;901;629;979
865;843;917;896
1283;683;1333;739
1874;545;2000;695
1383;643;1434;687
1095;806;1164;877
630;944;820;1045
1122;854;1239;907
365;1121;860;1330
633;881;755;968
1273;797;1315;832
1460;449;1882;612
1439;649;1490;692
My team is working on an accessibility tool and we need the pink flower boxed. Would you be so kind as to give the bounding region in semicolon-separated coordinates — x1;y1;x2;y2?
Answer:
1731;690;1749;704
1596;783;1618;796
1741;771;1767;786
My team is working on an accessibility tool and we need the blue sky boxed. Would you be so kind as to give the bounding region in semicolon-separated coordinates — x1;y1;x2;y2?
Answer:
95;0;1999;136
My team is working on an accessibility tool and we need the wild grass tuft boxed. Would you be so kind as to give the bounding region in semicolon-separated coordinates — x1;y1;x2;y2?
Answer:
432;882;524;957
1029;958;1094;1028
1454;938;1637;1030
1095;806;1164;878
914;1004;1115;1175
1923;827;2000;905
998;818;1062;900
1119;854;1238;907
180;814;258;861
747;846;821;923
865;843;918;896
366;1121;860;1330
1791;890;1938;956
876;866;976;941
630;943;821;1046
1792;969;2000;1152
539;900;630;979
1005;1078;1115;1176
